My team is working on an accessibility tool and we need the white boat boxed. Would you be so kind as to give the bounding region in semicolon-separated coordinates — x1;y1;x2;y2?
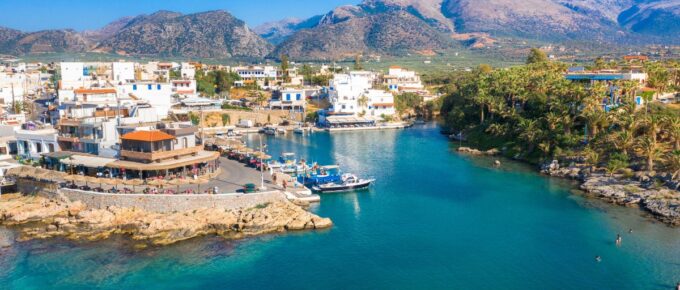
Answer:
293;127;307;134
312;174;374;193
262;126;277;135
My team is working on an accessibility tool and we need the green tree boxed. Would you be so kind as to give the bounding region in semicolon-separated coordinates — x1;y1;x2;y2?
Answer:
221;113;231;126
526;48;548;64
634;136;665;172
280;54;290;83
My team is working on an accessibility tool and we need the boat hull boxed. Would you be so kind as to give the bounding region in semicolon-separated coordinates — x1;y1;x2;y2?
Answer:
311;180;374;193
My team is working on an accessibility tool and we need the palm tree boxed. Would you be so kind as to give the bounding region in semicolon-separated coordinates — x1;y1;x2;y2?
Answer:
667;150;680;181
613;131;635;155
543;111;561;132
634;136;665;172
639;114;663;144
663;116;680;151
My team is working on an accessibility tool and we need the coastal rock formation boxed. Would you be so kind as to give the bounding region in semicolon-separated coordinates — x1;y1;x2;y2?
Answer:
580;176;680;225
456;147;499;156
0;194;332;246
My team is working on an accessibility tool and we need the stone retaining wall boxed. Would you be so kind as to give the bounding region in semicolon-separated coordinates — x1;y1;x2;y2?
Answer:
58;189;286;213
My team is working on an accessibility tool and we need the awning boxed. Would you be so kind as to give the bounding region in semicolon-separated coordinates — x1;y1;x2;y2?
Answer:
62;155;117;168
107;151;219;171
325;116;380;124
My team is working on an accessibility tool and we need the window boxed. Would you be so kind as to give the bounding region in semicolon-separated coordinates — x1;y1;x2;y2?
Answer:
286;94;291;101
48;144;55;153
296;94;301;100
157;84;161;90
133;84;137;90
148;84;152;90
35;142;42;153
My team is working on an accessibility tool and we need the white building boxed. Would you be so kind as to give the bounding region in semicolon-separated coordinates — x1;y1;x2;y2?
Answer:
270;88;307;110
112;62;135;84
171;80;197;97
117;82;173;119
16;127;59;160
328;71;378;115
180;62;196;80
384;66;424;92
233;66;278;86
363;89;396;117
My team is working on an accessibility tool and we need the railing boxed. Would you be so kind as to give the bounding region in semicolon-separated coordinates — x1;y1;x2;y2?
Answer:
120;146;201;162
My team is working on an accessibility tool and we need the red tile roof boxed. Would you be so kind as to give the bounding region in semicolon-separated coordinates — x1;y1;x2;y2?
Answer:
74;88;116;94
121;130;175;142
372;103;394;107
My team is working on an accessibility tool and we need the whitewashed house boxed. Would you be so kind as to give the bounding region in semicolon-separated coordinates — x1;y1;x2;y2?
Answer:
16;126;59;160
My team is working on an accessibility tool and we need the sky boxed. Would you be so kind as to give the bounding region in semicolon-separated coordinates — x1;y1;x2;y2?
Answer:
0;0;359;32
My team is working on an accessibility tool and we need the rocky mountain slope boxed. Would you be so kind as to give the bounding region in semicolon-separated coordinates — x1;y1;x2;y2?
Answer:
274;11;453;59
94;10;272;58
263;0;680;58
0;29;90;55
0;1;678;59
618;0;680;36
0;10;272;59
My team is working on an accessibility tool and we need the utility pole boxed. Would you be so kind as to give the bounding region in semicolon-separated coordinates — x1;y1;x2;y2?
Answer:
259;135;266;190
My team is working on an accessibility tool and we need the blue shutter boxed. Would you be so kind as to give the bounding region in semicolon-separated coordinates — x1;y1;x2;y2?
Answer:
147;84;152;90
296;94;301;100
157;84;161;90
133;85;137;90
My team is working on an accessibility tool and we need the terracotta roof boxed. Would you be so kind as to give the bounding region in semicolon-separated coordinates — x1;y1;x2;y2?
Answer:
74;88;116;94
121;130;175;142
389;66;402;69
372;103;394;107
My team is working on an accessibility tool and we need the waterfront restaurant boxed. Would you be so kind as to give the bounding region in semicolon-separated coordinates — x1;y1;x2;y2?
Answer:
106;129;220;179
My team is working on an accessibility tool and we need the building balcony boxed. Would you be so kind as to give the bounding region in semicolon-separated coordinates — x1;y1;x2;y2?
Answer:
57;135;79;143
120;146;201;163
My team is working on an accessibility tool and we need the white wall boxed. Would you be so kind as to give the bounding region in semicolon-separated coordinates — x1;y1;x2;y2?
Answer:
112;62;135;84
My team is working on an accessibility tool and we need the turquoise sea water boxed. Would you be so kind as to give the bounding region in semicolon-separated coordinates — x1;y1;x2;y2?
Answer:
1;124;680;289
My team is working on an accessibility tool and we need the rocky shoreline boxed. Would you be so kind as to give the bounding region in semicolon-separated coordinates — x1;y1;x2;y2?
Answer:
0;194;332;247
542;162;680;226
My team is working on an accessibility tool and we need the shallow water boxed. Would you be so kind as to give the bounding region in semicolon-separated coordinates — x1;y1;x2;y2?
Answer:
1;124;679;290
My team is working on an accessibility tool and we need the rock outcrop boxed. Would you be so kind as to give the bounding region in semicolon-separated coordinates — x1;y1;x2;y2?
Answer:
456;147;499;156
0;194;332;246
580;176;680;225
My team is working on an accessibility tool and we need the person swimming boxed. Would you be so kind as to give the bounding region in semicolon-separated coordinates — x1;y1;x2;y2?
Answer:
595;256;602;263
616;234;622;246
628;228;633;234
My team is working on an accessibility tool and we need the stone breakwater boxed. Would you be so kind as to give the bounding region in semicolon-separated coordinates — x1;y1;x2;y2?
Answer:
542;162;680;226
0;194;332;246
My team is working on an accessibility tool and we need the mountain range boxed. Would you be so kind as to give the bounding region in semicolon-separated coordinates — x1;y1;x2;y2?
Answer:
0;0;678;60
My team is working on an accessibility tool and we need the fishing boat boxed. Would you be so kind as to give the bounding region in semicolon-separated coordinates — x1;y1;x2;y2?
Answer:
293;127;309;134
312;174;374;193
262;126;277;135
268;153;297;172
298;165;342;185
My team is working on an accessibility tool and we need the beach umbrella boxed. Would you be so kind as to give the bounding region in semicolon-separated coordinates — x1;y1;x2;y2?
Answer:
147;179;167;188
167;178;183;193
125;179;144;193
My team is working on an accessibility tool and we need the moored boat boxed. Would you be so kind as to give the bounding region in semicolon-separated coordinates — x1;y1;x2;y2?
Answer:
312;174;374;193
